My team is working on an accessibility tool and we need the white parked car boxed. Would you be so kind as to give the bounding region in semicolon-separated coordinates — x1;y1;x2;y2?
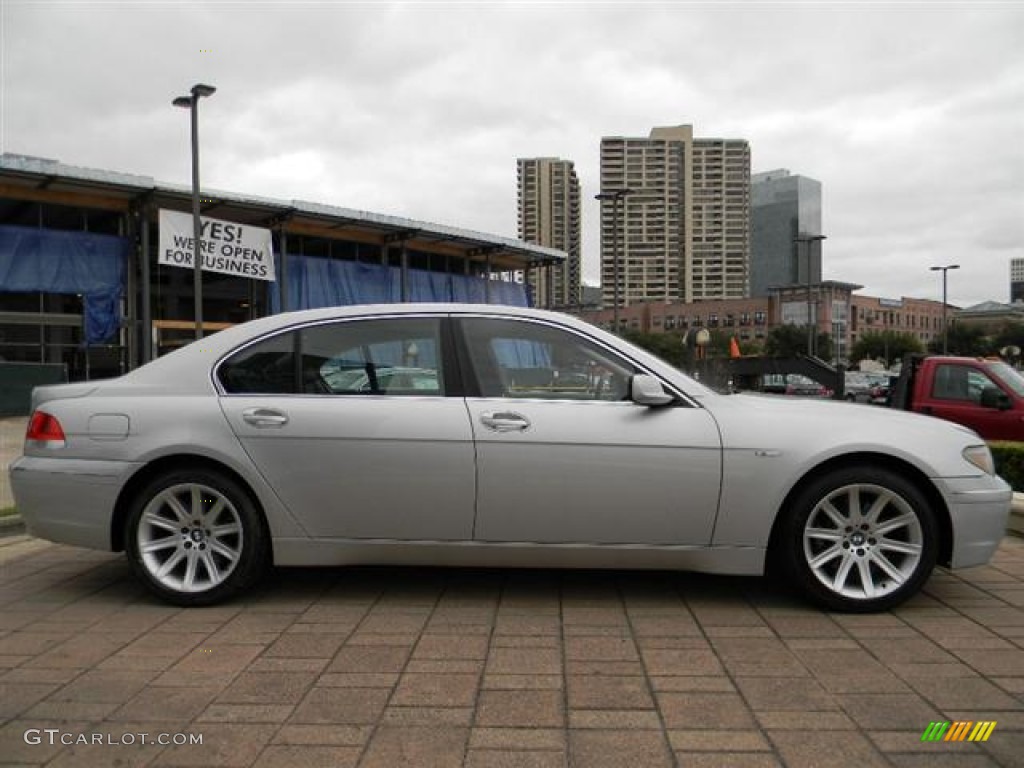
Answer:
9;304;1011;611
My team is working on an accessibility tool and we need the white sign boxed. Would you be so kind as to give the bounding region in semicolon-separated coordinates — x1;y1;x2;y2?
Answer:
158;209;276;281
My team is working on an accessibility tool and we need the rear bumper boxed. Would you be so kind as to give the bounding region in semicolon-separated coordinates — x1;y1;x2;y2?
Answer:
937;475;1013;569
9;456;140;551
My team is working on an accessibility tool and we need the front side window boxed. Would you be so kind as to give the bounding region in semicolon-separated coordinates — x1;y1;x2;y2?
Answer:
218;317;444;396
460;317;637;401
931;364;995;404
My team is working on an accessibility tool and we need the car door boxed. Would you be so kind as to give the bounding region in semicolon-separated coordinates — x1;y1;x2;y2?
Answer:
217;315;476;540
923;363;1016;439
456;315;722;546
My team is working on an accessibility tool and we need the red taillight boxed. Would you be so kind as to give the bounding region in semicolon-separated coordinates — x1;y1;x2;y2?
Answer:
27;411;66;444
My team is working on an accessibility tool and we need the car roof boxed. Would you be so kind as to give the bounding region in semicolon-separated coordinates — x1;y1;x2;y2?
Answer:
110;304;714;399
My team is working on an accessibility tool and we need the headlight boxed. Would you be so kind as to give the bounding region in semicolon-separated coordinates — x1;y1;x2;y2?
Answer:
963;445;995;475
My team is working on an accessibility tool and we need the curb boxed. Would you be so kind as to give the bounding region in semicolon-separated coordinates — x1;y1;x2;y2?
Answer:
0;514;25;536
1010;493;1024;538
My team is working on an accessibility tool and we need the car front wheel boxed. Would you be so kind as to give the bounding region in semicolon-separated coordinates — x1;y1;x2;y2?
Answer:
125;468;269;606
777;466;938;612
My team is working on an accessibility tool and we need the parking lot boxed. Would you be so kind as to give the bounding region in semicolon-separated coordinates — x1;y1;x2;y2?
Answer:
1;412;1023;767
0;530;1020;767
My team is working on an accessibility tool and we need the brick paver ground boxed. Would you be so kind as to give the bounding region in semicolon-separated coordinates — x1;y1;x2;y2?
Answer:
0;533;1021;767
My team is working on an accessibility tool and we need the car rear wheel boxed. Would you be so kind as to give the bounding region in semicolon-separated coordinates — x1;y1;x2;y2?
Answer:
777;466;938;612
125;468;268;606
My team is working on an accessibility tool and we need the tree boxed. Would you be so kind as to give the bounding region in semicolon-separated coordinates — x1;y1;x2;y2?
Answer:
850;330;924;368
764;325;832;359
732;337;764;357
990;321;1024;356
928;323;988;357
706;329;736;358
621;330;688;367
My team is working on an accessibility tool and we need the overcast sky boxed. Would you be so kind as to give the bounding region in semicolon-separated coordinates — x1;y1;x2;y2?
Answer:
2;1;1021;307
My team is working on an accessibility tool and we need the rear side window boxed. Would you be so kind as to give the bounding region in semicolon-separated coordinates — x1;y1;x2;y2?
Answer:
218;332;296;394
303;318;443;395
218;317;445;396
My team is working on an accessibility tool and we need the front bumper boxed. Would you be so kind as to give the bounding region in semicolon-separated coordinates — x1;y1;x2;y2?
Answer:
937;475;1013;569
9;456;141;551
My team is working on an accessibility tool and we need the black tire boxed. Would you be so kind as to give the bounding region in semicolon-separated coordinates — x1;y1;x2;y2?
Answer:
774;465;938;612
125;467;269;606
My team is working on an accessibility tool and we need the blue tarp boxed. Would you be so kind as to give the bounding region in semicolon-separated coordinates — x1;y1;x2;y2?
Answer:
0;225;127;344
270;253;529;313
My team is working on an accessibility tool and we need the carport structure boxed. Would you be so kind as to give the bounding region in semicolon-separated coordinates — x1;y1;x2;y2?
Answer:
0;153;564;379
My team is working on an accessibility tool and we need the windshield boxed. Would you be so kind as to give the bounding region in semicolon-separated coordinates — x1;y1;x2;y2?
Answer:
988;362;1024;398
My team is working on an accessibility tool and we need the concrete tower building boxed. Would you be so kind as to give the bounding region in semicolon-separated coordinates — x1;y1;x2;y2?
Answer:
598;125;750;312
1011;258;1024;303
517;158;582;308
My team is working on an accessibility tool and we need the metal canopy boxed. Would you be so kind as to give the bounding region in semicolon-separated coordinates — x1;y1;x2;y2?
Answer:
0;154;565;270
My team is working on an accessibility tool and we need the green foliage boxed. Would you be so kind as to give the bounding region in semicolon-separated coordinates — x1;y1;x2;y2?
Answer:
764;325;832;359
990;321;1024;360
990;442;1024;492
705;331;733;357
928;323;988;356
735;337;764;357
851;330;924;368
622;328;760;370
621;330;688;367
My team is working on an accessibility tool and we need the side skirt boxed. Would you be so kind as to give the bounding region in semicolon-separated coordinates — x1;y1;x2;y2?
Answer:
272;539;766;576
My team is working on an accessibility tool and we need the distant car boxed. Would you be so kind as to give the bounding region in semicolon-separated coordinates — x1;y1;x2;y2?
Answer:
845;372;892;404
321;365;439;393
9;304;1011;612
763;373;830;398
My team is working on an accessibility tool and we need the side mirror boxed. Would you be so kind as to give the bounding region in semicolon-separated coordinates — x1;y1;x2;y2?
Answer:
630;374;675;407
980;385;1012;411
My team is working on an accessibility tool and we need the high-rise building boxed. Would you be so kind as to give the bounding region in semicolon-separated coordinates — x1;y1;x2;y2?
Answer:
1011;258;1024;303
598;125;750;310
517;157;581;308
750;169;823;298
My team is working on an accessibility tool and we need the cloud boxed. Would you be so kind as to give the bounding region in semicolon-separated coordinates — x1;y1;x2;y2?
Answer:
2;1;1022;308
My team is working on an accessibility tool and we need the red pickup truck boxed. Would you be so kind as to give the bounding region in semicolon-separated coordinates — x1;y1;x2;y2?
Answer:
891;355;1024;440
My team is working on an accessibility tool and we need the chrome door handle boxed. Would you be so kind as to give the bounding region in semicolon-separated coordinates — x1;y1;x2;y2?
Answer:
242;407;289;427
480;411;530;432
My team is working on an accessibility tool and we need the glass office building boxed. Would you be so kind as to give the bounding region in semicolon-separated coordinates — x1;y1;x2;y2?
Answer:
750;169;822;298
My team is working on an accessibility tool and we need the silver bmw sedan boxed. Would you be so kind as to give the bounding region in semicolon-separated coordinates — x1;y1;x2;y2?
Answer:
9;304;1012;611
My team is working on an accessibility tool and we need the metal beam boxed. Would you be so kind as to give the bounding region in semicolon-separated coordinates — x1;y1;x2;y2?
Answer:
0;182;131;211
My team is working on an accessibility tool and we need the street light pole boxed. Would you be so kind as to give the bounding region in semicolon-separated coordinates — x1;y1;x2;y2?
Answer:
930;264;960;354
794;234;827;357
595;188;632;333
173;83;216;340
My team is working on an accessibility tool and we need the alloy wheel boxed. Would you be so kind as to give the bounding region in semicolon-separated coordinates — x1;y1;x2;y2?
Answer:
802;482;924;601
136;482;244;593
